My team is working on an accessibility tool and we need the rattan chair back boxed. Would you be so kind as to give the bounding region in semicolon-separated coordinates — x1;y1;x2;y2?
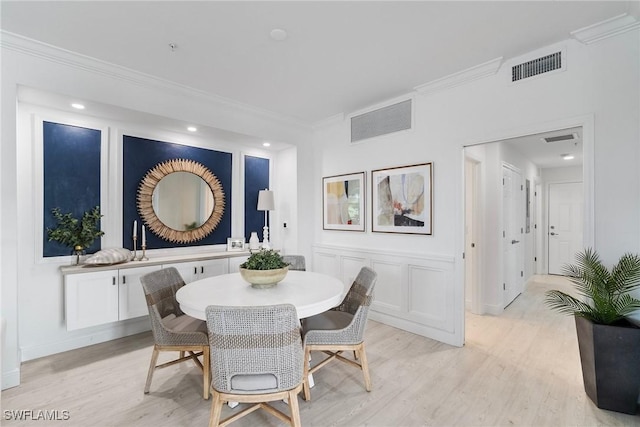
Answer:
282;255;306;271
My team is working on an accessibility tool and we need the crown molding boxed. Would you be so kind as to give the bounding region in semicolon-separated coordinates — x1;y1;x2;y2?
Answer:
570;13;640;45
312;112;345;130
0;31;310;131
413;57;503;96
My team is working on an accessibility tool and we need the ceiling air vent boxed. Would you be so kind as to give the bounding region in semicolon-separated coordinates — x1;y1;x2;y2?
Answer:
351;99;411;143
543;133;578;143
512;51;562;82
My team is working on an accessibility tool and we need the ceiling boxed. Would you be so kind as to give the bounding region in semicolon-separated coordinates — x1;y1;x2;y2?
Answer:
501;127;583;169
2;1;637;126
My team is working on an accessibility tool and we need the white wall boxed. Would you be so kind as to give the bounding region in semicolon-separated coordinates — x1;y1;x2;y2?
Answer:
310;32;639;344
1;34;312;388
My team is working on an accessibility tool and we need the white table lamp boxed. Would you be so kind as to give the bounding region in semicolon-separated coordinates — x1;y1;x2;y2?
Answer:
257;189;275;249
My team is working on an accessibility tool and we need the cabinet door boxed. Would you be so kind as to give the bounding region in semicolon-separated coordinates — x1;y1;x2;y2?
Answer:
65;270;118;331
200;259;229;279
164;259;228;282
228;256;249;273
163;261;200;283
119;265;161;320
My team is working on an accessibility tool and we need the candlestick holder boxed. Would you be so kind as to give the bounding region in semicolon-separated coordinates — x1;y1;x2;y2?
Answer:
132;235;138;261
138;244;149;261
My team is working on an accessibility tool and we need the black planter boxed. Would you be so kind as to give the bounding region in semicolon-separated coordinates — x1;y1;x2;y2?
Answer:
575;316;640;414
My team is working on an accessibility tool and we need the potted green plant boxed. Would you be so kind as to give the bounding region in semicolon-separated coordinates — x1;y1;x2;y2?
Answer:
47;206;105;264
239;249;290;288
545;248;640;414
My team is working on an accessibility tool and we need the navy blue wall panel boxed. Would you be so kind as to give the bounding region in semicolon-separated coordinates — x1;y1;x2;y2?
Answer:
43;122;102;257
244;156;270;241
123;136;232;249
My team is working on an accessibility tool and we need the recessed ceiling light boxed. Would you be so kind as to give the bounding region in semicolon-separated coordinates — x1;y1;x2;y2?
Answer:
562;154;575;160
263;142;271;147
270;29;287;41
187;126;197;132
71;103;85;110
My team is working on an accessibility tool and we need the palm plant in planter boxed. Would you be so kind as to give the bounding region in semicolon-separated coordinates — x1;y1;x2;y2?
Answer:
545;248;640;414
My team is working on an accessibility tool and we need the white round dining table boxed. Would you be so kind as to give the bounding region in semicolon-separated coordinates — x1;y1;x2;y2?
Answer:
176;270;346;320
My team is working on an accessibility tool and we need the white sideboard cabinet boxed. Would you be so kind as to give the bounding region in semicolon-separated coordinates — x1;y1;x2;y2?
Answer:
61;251;250;331
163;258;228;283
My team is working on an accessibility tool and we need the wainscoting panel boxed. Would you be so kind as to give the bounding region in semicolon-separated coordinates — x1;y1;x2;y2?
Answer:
341;255;368;286
370;259;404;313
313;244;457;345
314;250;340;277
408;264;452;331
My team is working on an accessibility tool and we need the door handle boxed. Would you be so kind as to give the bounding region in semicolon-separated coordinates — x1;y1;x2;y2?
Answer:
550;232;558;236
511;240;520;244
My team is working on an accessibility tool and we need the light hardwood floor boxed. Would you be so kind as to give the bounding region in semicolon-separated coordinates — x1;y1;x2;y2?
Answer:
2;275;638;426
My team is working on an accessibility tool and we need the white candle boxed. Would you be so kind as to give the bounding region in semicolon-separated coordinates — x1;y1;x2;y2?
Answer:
133;220;137;238
142;225;146;246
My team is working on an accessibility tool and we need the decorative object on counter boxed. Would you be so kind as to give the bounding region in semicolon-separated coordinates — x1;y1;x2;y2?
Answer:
47;206;104;265
137;158;225;244
226;237;245;251
138;225;149;261
257;189;274;250
239;249;289;288
545;248;640;414
84;248;132;266
248;231;260;252
132;220;138;260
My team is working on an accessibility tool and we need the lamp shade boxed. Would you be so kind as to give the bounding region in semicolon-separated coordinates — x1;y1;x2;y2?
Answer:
257;190;275;211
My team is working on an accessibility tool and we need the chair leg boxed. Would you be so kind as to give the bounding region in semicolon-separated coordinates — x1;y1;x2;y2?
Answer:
358;342;371;392
202;346;210;400
302;346;312;401
288;389;302;427
208;392;224;427
144;345;160;394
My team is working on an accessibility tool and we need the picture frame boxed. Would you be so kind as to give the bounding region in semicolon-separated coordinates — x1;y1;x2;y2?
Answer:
371;162;432;235
322;172;366;232
226;237;246;251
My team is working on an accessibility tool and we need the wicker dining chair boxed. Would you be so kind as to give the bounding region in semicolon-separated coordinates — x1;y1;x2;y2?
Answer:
282;255;306;271
205;304;304;427
301;266;377;401
140;267;210;399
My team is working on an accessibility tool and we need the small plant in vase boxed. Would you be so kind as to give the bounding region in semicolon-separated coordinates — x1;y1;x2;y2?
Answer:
239;250;290;288
47;206;104;264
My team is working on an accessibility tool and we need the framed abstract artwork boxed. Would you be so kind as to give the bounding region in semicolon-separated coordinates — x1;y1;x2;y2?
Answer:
322;172;365;231
371;163;432;235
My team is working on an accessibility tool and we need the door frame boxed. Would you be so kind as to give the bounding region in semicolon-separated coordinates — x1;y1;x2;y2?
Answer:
459;114;594;340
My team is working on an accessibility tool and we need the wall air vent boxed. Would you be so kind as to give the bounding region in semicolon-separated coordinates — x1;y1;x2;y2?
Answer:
351;99;411;143
543;133;578;143
512;51;562;82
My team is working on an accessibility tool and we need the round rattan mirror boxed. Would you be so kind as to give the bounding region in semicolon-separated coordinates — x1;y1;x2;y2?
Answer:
137;159;225;244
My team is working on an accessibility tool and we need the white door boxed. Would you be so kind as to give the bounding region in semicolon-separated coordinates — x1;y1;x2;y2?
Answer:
503;165;524;307
465;158;481;313
548;182;583;275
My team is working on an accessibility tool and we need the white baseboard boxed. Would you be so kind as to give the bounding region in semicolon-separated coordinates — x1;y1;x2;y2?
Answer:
20;318;150;362
484;303;504;316
1;368;21;390
369;311;462;348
